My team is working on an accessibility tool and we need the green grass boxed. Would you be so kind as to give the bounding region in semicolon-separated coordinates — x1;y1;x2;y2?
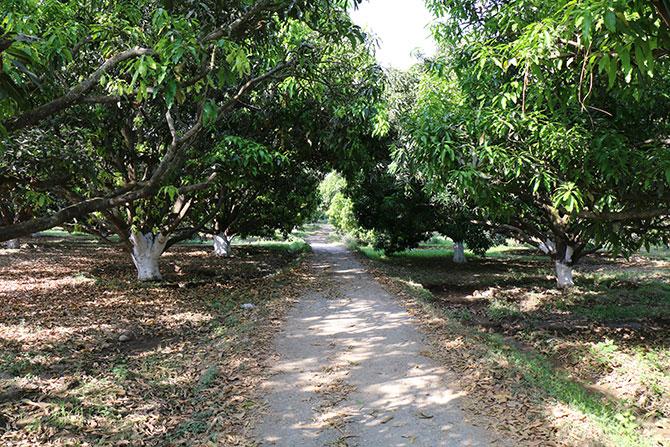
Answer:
358;245;467;262
41;397;120;431
419;234;453;248
177;238;211;246
481;332;651;447
35;227;314;251
572;302;668;321
639;245;670;261
197;366;219;390
170;410;213;438
291;223;322;239
240;238;311;254
545;280;670;322
0;352;43;377
358;240;547;264
36;228;95;239
487;299;523;321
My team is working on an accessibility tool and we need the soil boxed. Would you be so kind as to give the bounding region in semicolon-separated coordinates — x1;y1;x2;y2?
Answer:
252;226;509;446
0;236;309;446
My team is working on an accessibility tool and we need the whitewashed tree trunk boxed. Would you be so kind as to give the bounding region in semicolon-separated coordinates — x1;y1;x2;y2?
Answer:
538;239;556;255
453;241;466;264
555;261;574;289
129;231;167;281
213;233;232;257
555;245;575;289
4;239;19;249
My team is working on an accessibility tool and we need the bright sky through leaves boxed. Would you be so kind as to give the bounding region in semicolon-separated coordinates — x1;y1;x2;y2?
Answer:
350;0;436;69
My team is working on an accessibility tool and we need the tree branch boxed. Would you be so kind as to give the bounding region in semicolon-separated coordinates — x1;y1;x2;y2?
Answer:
577;208;670;222
0;56;295;242
4;47;153;131
203;0;281;42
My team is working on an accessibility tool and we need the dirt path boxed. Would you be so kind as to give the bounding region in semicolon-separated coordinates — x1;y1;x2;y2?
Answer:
252;226;508;446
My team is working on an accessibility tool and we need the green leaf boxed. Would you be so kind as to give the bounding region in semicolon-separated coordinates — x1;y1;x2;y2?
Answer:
165;79;177;107
203;100;218;127
607;57;618;88
604;10;616;33
581;11;592;43
161;185;178;202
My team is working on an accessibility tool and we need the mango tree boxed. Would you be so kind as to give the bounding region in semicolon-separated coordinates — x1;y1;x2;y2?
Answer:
408;0;670;287
345;67;493;260
0;0;366;241
194;136;318;258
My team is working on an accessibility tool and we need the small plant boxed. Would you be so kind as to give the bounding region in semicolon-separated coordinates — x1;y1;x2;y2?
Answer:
0;353;41;377
445;308;473;321
171;410;213;437
487;299;522;321
590;339;620;366
197;367;219;390
112;363;130;381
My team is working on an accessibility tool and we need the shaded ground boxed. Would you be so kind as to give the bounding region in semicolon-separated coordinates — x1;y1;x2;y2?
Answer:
0;235;311;446
253;226;508;446
358;244;670;446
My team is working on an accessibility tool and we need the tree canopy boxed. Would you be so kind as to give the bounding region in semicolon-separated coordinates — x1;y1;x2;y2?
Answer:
379;0;670;286
0;0;377;241
3;0;670;287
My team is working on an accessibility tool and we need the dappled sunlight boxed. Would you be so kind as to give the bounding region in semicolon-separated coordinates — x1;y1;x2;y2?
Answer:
0;235;309;446
254;228;503;446
358;236;670;446
157;311;213;326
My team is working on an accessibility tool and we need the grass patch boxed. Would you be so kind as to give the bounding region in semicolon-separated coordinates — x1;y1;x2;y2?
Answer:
487;299;523;321
170;410;213;438
197;366;219;390
0;352;43;377
358;245;467;262
482;332;650;447
239;237;310;254
546;280;670;322
36;228;95;239
640;245;670;261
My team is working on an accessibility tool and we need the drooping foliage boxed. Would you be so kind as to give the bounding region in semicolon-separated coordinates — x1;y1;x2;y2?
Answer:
0;0;386;280
0;0;377;242
395;0;670;286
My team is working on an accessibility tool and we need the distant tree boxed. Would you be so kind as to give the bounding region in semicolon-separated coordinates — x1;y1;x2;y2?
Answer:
199;139;319;257
319;171;347;216
342;65;494;260
348;166;495;260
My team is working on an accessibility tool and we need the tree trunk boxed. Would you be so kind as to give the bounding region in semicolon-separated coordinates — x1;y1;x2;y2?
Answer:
4;239;19;249
555;245;574;289
555;261;574;289
213;233;232;257
453;241;466;263
129;231;167;281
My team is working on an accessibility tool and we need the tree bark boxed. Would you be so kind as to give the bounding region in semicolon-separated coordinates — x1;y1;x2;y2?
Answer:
555;245;575;289
5;47;153;132
129;231;167;281
213;233;233;257
453;241;466;263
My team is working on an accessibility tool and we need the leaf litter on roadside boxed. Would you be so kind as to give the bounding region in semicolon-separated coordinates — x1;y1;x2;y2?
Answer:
0;238;315;446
